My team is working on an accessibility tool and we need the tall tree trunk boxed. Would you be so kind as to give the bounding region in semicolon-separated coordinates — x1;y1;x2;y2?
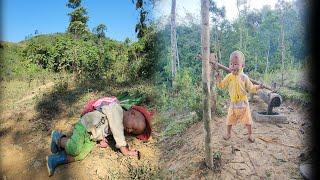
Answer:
291;56;294;65
176;39;180;70
201;0;213;169
236;0;242;49
244;0;249;52
98;38;104;70
218;30;221;61
265;42;270;74
280;7;285;86
171;0;178;81
215;26;218;53
254;53;257;74
218;46;221;62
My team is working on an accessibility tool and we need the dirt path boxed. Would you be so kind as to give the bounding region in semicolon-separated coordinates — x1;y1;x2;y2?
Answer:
0;115;160;179
159;98;311;179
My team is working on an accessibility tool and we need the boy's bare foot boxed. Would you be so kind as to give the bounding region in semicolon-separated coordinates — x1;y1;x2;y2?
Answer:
248;136;255;143
223;134;231;140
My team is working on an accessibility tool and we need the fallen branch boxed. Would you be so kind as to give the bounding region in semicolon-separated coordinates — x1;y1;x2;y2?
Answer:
270;153;287;162
257;136;302;149
228;161;246;164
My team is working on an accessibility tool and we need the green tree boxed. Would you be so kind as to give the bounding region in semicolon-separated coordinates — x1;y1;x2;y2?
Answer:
209;0;225;61
133;0;154;39
93;24;107;71
170;0;178;81
93;24;107;39
66;0;89;38
66;0;81;8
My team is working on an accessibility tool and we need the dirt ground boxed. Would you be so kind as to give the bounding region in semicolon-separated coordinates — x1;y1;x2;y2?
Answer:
159;97;312;179
0;82;161;180
0;81;311;179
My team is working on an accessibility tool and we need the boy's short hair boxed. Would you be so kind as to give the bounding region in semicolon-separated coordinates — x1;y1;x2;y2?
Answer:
230;50;245;65
131;105;153;141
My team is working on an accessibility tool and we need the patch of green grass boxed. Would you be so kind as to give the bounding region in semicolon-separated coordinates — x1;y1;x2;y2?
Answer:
164;114;199;137
128;163;162;179
212;151;222;171
248;64;312;106
265;169;272;179
278;87;311;105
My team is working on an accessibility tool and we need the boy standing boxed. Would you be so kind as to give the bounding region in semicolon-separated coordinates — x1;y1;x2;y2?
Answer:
215;50;263;142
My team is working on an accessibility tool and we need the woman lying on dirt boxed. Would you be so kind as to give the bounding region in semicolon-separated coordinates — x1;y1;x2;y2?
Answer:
46;97;153;176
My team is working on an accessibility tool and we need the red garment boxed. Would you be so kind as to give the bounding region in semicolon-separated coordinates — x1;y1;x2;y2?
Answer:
132;105;154;141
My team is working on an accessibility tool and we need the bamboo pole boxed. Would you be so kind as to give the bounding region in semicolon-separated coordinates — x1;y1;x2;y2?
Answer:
171;0;177;79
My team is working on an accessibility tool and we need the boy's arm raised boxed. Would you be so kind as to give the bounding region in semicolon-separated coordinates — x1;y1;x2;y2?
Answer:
216;73;230;89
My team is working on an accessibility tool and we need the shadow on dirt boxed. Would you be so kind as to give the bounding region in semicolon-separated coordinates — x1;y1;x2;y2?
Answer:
27;78;109;178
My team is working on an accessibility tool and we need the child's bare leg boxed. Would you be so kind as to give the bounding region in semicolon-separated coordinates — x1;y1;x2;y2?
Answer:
59;137;75;163
59;137;68;148
66;155;75;163
224;125;232;140
246;124;255;142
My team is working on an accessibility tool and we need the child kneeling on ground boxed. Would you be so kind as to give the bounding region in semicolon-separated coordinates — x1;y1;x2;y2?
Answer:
215;50;264;143
46;98;153;176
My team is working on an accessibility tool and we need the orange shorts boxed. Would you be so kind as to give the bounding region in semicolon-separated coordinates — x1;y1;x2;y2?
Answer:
226;105;253;125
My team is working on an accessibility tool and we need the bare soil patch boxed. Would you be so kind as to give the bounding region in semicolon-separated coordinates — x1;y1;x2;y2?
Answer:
159;97;311;179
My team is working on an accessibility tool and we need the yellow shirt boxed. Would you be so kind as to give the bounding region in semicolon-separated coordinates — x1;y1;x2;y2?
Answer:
217;72;258;103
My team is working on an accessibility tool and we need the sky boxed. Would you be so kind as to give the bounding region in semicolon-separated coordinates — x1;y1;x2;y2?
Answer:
153;0;290;24
2;0;293;43
1;0;140;43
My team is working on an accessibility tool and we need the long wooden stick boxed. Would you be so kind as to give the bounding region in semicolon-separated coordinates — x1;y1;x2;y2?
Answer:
201;0;213;169
196;54;276;92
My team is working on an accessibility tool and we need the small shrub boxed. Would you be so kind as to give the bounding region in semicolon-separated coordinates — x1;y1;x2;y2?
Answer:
128;163;159;180
212;151;222;171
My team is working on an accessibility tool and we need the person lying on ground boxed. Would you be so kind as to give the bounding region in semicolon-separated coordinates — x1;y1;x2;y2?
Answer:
215;50;264;143
46;97;153;176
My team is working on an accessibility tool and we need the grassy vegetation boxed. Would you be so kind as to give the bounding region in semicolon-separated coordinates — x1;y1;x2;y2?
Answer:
278;87;311;106
256;64;311;105
127;162;163;179
163;113;199;137
154;69;229;138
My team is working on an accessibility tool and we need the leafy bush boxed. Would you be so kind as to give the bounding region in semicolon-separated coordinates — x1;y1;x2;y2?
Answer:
157;68;201;114
21;28;157;83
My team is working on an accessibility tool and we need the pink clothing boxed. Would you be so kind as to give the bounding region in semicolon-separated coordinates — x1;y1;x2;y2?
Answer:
81;96;118;116
92;96;118;108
